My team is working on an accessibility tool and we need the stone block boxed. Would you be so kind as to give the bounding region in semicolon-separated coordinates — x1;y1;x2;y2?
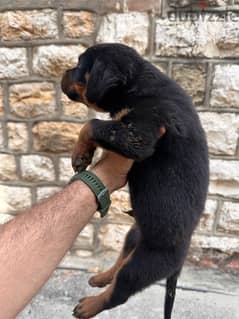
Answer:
9;82;56;118
199;112;239;156
211;65;239;108
209;159;239;199
0;86;3;116
0;185;31;213
191;234;239;255
99;224;131;252
108;190;133;224
197;199;217;233
0;154;17;181
0;10;58;41
210;159;239;183
36;186;61;201
59;157;74;182
172;63;207;105
63;11;95;38
209;182;239;199
7;122;28;152
32;121;83;153
20;155;55;182
33;45;85;77
73;225;94;249
155;16;239;58
218;202;239;235
0;48;28;79
0;124;4;150
97;13;149;55
61;93;88;119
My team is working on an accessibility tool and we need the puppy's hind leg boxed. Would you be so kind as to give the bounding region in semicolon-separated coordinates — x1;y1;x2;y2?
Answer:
88;223;140;288
164;270;181;319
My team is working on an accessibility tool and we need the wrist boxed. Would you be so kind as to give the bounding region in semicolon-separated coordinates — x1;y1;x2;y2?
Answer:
70;170;111;218
90;167;116;193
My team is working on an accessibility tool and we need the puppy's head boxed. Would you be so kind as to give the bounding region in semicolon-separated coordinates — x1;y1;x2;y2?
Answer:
61;43;141;113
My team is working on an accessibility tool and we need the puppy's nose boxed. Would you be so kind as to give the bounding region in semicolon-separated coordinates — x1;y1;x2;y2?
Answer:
67;90;80;101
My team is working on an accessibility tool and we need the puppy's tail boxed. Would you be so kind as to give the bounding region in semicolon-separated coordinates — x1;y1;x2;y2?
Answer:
164;270;181;319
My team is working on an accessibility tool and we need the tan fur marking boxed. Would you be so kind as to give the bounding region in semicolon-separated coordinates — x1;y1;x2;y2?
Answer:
89;250;126;287
112;108;129;120
74;251;135;318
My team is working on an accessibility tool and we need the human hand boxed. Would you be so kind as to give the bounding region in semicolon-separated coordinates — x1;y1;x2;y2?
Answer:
90;151;134;193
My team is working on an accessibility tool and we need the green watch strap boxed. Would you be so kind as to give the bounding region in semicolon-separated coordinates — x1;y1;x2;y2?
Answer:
70;170;111;218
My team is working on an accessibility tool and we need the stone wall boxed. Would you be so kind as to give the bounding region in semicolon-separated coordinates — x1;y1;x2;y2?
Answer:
0;0;238;271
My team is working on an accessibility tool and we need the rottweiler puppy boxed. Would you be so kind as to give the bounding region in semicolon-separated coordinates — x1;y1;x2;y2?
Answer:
61;43;209;319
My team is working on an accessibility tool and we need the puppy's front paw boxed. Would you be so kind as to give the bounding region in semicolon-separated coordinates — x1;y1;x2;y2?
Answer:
72;149;94;172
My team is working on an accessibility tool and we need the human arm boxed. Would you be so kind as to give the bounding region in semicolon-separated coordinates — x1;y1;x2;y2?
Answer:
0;152;133;319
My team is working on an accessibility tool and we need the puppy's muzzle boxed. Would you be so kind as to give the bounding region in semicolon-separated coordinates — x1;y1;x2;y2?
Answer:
61;68;85;102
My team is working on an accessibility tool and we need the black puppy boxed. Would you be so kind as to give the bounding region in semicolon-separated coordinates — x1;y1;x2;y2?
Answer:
61;43;209;319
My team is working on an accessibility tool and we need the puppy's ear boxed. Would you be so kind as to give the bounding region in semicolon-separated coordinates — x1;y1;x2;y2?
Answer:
86;59;126;103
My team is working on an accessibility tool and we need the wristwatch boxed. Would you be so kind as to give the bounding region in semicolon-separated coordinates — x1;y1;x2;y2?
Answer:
70;170;111;218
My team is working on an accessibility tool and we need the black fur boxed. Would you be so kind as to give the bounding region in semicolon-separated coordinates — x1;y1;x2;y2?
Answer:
62;43;209;318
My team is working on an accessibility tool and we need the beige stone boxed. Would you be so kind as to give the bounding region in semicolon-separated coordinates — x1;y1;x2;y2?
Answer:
218;202;239;235
0;185;31;213
155;17;239;58
73;225;94;249
0;10;58;41
209;160;239;199
0;86;3;115
108;190;133;224
59;157;74;182
9;82;56;118
155;19;196;57
197;199;217;233
7;122;28;152
21;155;55;182
0;213;13;224
0;124;4;150
211;65;239;108
199;112;239;155
99;224;131;252
191;234;239;255
209;182;239;199
63;11;95;38
210;160;239;183
97;13;149;55
0;48;28;79
61;93;88;119
172;64;206;105
32;121;83;153
33;44;86;77
0;154;17;181
36;186;61;201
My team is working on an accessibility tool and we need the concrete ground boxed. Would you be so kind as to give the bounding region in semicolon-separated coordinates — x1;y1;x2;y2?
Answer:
18;266;239;319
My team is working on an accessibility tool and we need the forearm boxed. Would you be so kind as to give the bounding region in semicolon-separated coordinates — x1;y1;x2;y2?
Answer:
0;180;97;319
